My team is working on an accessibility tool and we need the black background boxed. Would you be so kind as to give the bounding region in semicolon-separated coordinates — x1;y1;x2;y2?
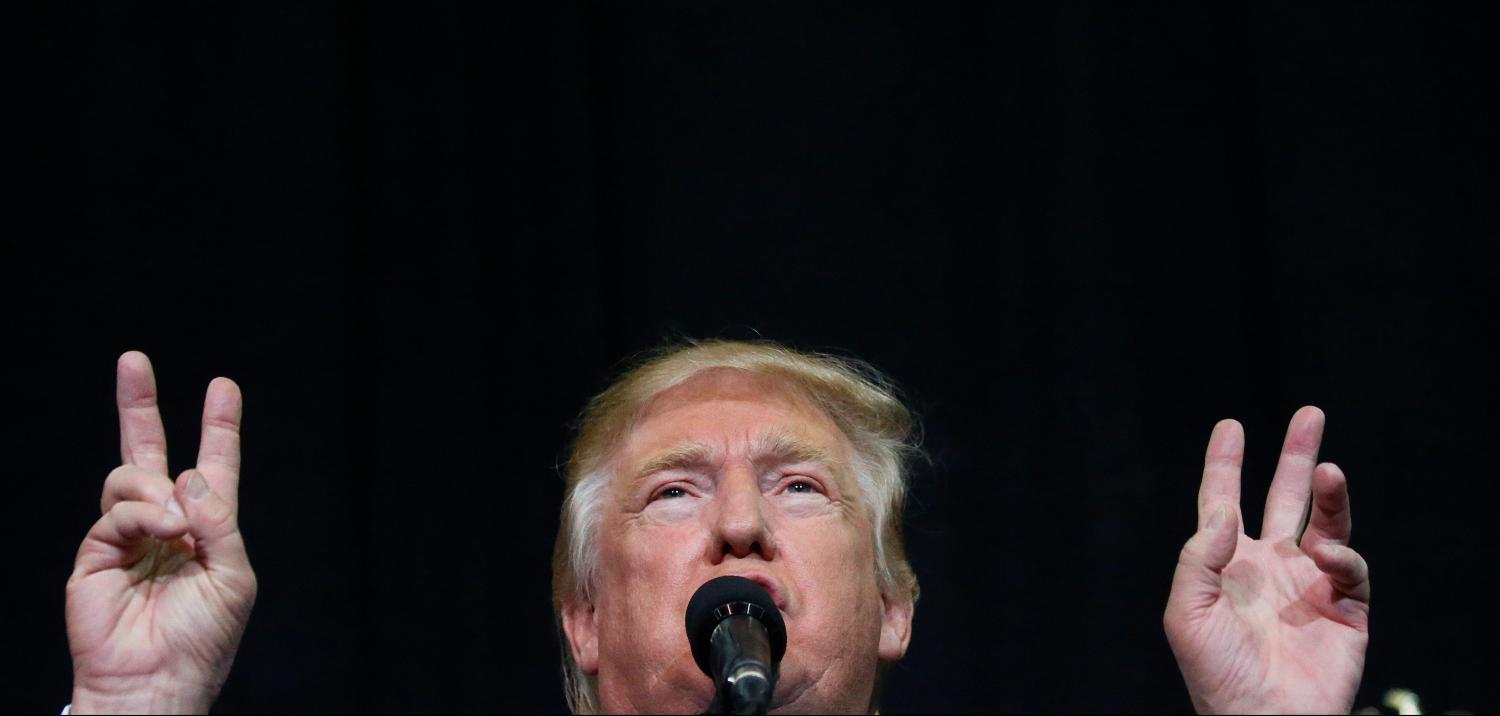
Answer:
11;3;1497;713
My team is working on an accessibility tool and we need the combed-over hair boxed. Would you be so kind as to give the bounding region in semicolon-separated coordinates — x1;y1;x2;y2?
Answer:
551;339;921;714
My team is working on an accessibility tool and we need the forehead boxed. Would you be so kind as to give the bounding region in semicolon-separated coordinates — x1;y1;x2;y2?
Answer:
618;369;852;465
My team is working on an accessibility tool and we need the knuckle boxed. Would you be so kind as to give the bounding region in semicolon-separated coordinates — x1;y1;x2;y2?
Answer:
206;499;236;523
106;500;150;522
105;465;170;492
196;503;237;533
202;415;242;435
1176;542;1200;565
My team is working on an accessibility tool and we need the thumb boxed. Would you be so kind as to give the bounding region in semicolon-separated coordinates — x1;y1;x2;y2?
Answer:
1168;506;1240;612
174;469;251;573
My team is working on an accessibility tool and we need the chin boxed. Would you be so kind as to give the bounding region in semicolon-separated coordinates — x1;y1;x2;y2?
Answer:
767;670;869;714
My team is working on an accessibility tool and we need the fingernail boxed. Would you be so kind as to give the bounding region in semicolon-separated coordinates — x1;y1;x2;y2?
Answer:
166;497;186;518
186;471;211;500
1207;506;1228;530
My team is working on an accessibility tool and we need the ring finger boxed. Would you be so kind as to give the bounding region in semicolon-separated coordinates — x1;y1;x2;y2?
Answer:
100;464;177;514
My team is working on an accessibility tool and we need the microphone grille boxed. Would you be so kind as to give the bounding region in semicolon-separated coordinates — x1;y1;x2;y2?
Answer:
684;576;788;676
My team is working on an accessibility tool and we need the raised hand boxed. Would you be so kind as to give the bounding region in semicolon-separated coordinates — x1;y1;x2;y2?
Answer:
66;352;257;714
1164;406;1370;714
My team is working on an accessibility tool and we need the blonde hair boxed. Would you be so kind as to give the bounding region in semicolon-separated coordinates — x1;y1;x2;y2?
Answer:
551;339;921;714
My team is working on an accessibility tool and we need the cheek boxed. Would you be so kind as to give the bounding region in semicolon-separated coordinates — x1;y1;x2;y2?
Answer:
614;519;707;583
783;516;883;623
782;506;876;576
774;521;886;694
597;519;707;635
593;521;717;701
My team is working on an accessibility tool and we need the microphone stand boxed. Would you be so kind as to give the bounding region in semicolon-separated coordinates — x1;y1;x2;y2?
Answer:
702;614;777;714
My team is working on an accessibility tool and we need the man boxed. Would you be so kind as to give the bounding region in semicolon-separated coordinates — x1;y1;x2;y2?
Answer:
65;342;1370;713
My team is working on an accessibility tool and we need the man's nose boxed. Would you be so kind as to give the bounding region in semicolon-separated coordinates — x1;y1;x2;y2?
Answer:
711;464;776;561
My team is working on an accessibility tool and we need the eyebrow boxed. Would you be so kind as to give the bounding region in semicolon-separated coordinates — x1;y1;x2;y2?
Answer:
634;442;718;482
749;430;836;474
631;430;842;484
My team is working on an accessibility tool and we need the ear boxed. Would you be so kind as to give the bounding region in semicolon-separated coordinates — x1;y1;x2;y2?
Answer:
877;588;914;661
561;598;600;674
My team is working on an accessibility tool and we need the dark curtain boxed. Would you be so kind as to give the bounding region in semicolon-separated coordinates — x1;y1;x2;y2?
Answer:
12;3;1496;713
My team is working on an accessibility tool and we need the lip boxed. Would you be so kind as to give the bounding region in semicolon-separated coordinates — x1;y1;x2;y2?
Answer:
721;570;789;613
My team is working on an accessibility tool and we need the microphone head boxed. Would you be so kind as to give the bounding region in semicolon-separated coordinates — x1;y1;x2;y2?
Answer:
684;576;788;677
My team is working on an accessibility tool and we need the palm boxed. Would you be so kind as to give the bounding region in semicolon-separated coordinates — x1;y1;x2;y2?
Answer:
1166;408;1371;714
1182;535;1368;712
68;538;253;685
66;353;256;713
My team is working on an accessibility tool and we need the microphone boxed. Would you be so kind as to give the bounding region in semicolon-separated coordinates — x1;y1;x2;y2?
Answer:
684;576;788;715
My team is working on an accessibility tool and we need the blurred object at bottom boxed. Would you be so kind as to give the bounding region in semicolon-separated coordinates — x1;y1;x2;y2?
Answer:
1354;687;1474;715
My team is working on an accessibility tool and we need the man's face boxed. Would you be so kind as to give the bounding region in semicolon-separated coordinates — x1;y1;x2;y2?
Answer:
562;369;913;714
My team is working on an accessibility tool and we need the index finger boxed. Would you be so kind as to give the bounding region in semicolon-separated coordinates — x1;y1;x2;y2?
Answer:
1197;419;1244;531
195;377;243;510
117;351;169;474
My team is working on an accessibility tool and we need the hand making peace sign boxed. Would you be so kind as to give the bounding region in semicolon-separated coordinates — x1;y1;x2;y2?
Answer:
1165;407;1371;714
65;352;257;714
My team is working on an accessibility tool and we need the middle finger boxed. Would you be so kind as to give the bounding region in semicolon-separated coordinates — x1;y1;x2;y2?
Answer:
1260;406;1325;541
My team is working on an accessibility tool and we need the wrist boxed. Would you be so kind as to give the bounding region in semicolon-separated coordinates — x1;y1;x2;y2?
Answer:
72;675;216;715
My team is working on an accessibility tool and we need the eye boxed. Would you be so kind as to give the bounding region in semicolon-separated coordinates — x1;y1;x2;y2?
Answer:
653;486;689;501
783;479;820;495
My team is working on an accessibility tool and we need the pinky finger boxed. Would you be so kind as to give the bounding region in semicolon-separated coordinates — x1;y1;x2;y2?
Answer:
1310;542;1372;603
